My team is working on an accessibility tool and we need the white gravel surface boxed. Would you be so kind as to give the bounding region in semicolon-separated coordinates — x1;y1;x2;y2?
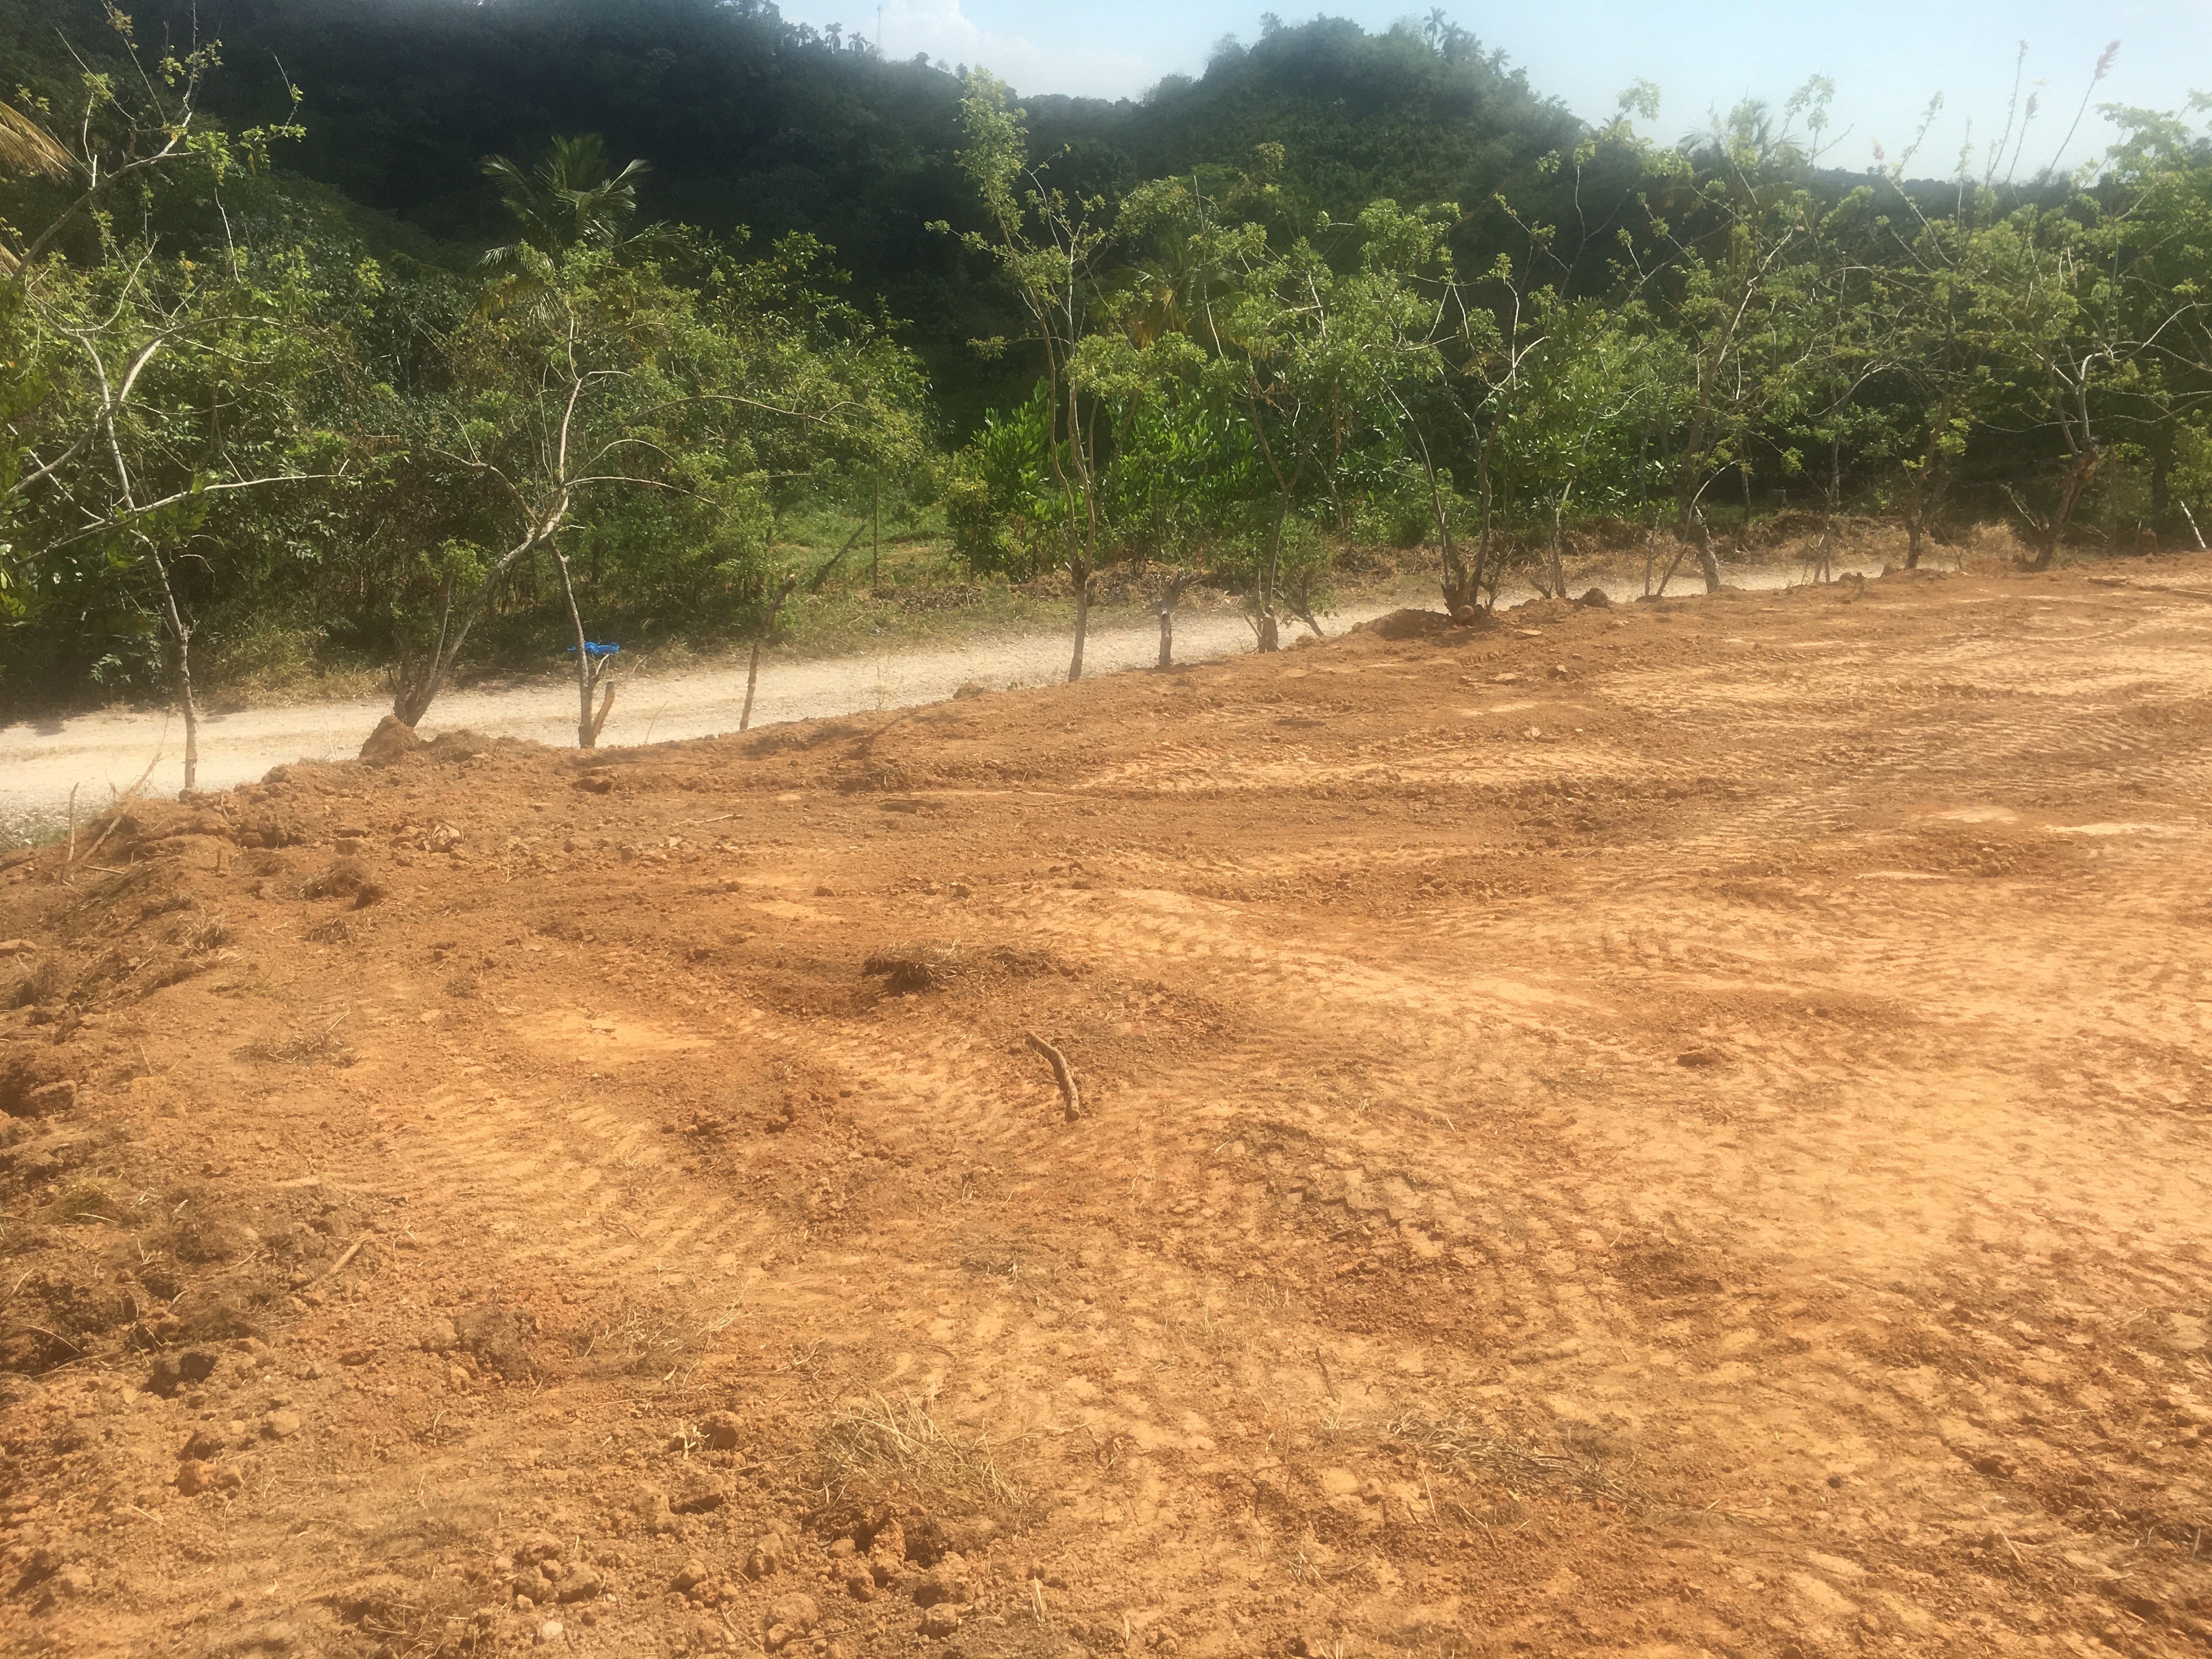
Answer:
0;558;1872;832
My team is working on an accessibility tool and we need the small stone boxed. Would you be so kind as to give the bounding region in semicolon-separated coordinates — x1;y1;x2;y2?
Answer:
632;1486;680;1536
843;1571;876;1602
182;1426;225;1461
671;1471;727;1513
174;1459;212;1496
919;1605;962;1638
911;1566;968;1607
745;1532;795;1578
420;1316;458;1353
555;1568;603;1604
868;1519;905;1567
338;1346;374;1367
535;1618;565;1645
699;1409;742;1449
142;1347;219;1397
261;1409;302;1440
766;1593;819;1634
672;1561;709;1593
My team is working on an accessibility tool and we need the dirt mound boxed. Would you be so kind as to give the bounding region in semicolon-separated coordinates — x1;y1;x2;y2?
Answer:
357;714;425;766
1354;606;1456;641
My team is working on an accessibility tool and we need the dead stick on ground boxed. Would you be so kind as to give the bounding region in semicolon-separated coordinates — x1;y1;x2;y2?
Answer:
74;747;165;873
311;1235;370;1285
1314;1345;1338;1400
1024;1031;1081;1120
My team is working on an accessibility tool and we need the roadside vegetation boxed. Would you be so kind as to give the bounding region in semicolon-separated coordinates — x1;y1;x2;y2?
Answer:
3;6;2210;774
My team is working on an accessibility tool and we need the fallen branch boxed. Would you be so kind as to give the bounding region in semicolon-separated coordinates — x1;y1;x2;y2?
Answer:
1024;1031;1082;1121
310;1234;370;1285
69;747;163;879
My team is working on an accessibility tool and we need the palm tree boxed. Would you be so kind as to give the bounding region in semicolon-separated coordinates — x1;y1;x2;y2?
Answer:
0;101;76;273
0;101;71;180
475;134;650;314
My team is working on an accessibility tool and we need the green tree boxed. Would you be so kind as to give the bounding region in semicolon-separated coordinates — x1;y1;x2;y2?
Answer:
1643;83;1833;590
943;70;1117;681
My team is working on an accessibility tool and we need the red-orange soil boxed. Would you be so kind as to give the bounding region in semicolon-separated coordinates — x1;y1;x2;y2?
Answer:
4;558;2211;1659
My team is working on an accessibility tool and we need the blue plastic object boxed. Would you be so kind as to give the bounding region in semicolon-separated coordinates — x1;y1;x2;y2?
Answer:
563;641;620;657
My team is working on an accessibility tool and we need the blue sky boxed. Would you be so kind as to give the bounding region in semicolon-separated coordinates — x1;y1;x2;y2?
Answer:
775;2;2211;174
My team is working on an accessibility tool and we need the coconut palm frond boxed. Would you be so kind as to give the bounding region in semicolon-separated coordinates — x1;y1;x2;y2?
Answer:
0;100;73;181
478;134;648;263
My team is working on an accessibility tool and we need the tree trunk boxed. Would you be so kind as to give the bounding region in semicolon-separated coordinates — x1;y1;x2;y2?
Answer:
1257;495;1289;652
392;509;562;726
1695;510;1723;592
1423;455;1465;611
1547;479;1573;601
1068;560;1093;682
1155;569;1192;668
554;550;603;750
175;640;200;793
740;576;798;731
1471;436;1496;610
740;639;765;732
149;547;200;790
2028;447;2102;572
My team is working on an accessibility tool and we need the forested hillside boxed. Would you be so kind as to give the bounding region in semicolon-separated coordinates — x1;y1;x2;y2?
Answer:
2;1;2209;752
111;0;1600;423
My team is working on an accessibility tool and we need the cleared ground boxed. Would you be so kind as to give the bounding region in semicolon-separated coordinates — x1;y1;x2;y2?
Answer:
2;557;2209;1659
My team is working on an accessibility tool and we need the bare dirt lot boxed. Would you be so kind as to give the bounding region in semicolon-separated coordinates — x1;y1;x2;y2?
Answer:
2;557;2210;1659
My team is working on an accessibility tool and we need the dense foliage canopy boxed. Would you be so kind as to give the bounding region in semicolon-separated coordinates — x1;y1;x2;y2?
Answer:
2;3;2209;738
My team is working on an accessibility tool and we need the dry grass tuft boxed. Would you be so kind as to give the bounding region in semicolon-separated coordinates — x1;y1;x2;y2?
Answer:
817;1391;1025;1514
239;1013;356;1067
860;939;1076;995
8;952;69;1008
325;1570;488;1659
862;938;969;993
571;1294;709;1380
301;856;373;901
173;912;233;955
1383;1408;1655;1516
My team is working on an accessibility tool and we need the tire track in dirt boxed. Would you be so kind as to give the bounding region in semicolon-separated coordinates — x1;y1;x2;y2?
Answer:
13;560;2212;1659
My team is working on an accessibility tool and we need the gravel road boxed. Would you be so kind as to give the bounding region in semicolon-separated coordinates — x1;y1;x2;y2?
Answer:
0;560;1871;833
